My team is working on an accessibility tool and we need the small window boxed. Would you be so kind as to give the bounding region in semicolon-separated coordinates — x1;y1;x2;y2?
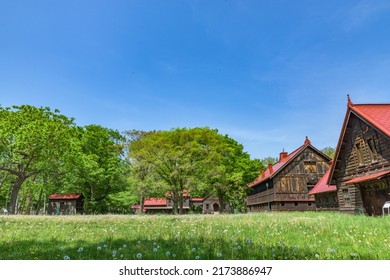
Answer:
355;143;364;165
294;202;298;206
281;202;285;206
304;162;317;173
308;202;312;206
343;189;351;206
205;204;209;210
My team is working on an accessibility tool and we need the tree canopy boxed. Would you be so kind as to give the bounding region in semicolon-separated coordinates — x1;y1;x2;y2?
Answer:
0;104;262;215
126;127;261;214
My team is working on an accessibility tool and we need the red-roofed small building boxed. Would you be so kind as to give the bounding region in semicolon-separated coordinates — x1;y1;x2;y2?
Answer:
133;195;231;214
48;193;84;215
328;96;390;216
247;137;332;212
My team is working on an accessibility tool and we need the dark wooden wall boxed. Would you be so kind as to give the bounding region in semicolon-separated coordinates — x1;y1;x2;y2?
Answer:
333;112;390;214
247;146;330;212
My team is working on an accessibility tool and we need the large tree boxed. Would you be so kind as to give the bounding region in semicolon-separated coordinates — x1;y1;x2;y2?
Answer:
0;105;78;214
207;135;262;213
127;127;262;214
127;127;222;214
75;124;129;214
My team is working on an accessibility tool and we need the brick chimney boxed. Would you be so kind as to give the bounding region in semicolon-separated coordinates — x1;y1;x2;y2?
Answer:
279;149;288;161
268;163;273;174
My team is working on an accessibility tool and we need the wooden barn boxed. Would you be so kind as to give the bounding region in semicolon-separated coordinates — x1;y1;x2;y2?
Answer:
48;193;84;215
328;96;390;216
308;164;338;211
247;137;332;212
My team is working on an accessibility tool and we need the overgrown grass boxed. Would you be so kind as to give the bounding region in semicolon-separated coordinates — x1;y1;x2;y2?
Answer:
1;212;390;260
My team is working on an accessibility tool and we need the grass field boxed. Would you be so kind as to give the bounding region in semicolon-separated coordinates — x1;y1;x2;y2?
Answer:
1;212;390;260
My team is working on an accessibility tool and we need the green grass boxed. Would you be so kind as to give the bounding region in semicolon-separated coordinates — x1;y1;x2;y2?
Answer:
1;212;390;260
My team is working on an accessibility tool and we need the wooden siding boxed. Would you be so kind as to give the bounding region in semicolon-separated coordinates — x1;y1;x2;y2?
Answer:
247;146;330;212
334;113;390;215
314;192;338;211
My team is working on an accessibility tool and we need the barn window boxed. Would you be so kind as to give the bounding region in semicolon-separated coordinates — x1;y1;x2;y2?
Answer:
343;189;351;206
355;143;364;165
367;138;378;162
281;202;285;206
294;202;298;206
206;204;209;210
304;161;317;173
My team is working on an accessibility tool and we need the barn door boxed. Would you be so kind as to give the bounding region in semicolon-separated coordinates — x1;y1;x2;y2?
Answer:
213;203;219;212
361;184;387;216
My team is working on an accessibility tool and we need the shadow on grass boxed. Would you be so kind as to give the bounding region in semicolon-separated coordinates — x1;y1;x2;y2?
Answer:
0;236;372;260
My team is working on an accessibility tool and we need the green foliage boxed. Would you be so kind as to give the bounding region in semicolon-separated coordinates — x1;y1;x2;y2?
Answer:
126;127;261;214
207;135;262;213
321;146;336;159
75;125;129;214
0;105;79;213
0;105;131;214
260;156;278;165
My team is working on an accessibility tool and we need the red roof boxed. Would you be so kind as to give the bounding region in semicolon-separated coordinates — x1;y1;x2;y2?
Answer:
351;104;390;138
144;198;167;206
309;167;336;195
190;198;204;202
49;193;82;200
345;170;390;184
328;96;390;185
249;137;319;188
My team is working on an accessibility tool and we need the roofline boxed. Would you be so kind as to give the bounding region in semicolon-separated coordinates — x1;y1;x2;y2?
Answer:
328;99;390;185
351;105;390;139
328;101;353;185
250;142;331;188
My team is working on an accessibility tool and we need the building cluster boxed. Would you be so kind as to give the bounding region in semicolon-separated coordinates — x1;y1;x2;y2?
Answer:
49;96;390;216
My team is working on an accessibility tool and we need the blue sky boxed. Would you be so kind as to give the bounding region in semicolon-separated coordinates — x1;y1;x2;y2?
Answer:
1;0;390;159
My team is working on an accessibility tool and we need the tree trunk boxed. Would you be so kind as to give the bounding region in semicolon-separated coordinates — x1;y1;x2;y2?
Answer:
140;191;145;214
179;199;184;215
218;192;225;214
35;187;43;215
9;175;25;214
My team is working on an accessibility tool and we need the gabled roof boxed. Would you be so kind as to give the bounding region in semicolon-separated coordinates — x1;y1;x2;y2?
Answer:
308;164;336;195
144;198;167;206
49;193;83;200
249;137;330;188
328;96;390;185
351;104;390;138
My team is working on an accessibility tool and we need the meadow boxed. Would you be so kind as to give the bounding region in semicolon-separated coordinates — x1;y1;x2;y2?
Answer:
1;212;390;260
